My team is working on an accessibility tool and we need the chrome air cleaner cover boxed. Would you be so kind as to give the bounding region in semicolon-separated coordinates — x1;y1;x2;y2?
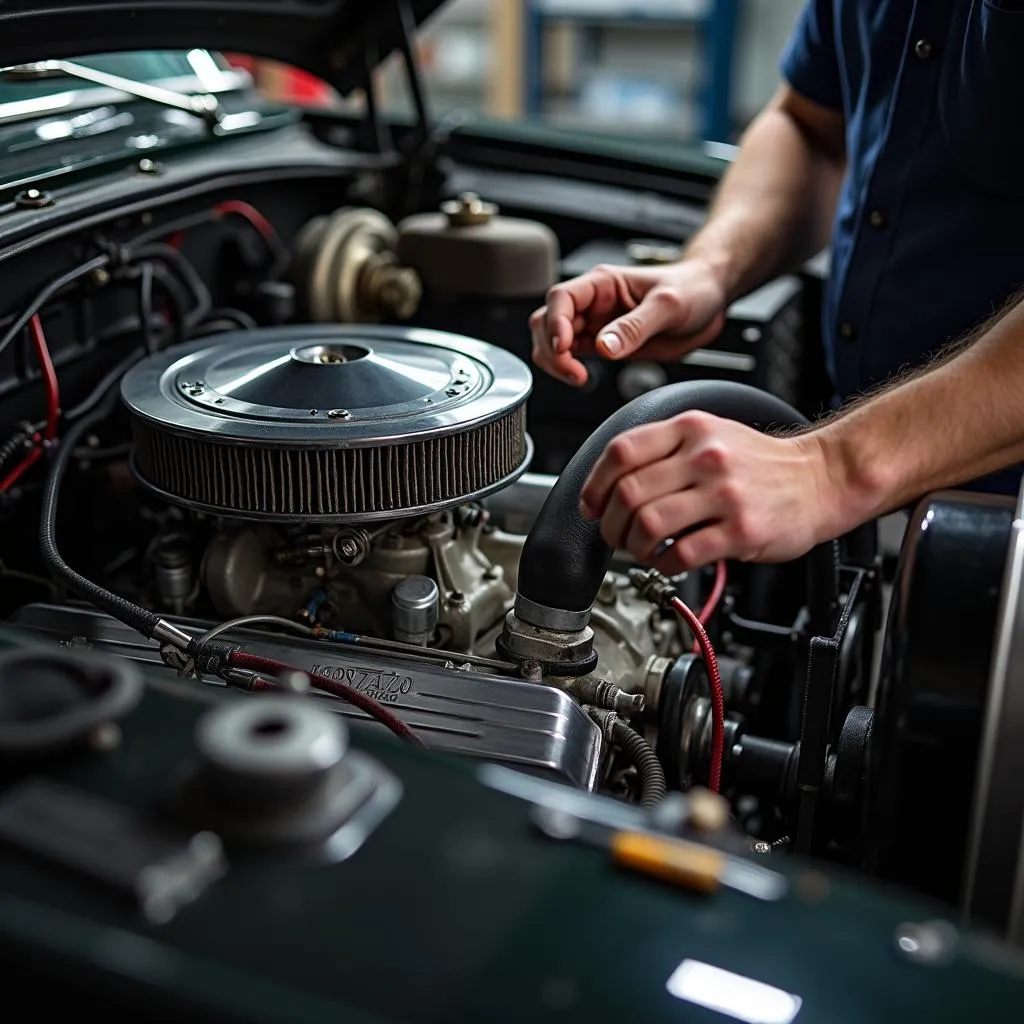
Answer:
120;325;533;522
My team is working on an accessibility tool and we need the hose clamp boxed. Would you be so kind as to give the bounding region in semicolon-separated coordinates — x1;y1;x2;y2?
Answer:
514;593;591;632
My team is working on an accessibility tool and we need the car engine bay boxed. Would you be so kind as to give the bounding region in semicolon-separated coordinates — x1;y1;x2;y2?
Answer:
2;94;1022;955
0;148;880;827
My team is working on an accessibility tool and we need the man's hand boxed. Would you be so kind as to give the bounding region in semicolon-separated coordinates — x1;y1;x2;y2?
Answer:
529;260;728;387
578;411;838;573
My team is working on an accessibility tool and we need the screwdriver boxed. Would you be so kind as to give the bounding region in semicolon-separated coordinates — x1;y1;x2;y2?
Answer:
531;805;787;901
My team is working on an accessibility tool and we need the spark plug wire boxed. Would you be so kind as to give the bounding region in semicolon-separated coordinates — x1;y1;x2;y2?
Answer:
691;559;727;654
226;650;424;747
672;595;725;794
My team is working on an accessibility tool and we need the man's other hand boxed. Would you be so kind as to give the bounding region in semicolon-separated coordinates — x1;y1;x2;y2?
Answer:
529;260;728;387
578;411;838;572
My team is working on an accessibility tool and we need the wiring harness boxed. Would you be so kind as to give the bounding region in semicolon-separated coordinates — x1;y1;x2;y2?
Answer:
4;200;429;746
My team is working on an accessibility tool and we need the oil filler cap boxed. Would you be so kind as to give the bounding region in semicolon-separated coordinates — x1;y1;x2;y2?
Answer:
177;696;402;855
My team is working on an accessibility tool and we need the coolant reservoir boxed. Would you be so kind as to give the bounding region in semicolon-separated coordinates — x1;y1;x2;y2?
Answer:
397;193;558;300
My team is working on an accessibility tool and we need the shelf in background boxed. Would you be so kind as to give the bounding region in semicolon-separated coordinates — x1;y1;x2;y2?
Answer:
524;0;737;141
532;0;712;16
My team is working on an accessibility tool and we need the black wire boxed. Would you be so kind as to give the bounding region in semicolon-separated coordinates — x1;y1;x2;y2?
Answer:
64;349;147;423
63;260;166;423
0;255;110;362
149;262;190;345
138;261;158;353
71;441;133;461
126;210;220;251
205;307;257;330
39;387;161;637
126;208;287;277
133;243;212;329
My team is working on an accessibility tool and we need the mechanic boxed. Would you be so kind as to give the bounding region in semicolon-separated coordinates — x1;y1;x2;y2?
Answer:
529;0;1024;575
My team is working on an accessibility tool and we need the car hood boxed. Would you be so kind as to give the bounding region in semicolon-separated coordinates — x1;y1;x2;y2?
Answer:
0;1;446;95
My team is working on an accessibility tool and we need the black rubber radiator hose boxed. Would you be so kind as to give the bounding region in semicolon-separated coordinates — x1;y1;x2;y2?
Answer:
515;380;839;636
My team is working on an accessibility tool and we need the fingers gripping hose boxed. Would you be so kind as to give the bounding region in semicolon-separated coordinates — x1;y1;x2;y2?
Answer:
515;381;839;636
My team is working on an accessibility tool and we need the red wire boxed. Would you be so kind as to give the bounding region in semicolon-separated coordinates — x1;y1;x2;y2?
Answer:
31;316;60;441
698;560;727;624
213;200;279;245
228;650;425;747
0;444;42;492
672;595;724;794
0;315;60;493
691;559;727;654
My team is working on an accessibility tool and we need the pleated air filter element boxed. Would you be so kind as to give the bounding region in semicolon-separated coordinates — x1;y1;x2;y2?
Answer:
121;325;533;522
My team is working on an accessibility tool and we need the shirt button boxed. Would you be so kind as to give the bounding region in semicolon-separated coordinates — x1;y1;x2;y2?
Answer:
839;322;857;341
914;39;934;59
868;209;886;228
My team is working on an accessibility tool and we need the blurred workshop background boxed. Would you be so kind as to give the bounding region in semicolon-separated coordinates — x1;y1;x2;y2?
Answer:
228;0;802;147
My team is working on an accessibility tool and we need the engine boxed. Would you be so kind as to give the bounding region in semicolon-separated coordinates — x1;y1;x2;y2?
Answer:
15;321;685;798
11;186;1022;948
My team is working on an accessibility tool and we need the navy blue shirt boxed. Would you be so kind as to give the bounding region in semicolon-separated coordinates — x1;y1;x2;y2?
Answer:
781;0;1024;494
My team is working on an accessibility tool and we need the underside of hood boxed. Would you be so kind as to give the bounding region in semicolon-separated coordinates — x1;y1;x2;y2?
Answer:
0;0;446;94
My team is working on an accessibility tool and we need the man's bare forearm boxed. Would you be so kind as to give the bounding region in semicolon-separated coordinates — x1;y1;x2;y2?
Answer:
685;87;846;303
812;296;1024;537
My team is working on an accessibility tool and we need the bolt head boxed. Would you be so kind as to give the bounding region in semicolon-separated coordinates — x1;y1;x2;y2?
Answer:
894;921;959;966
15;188;54;209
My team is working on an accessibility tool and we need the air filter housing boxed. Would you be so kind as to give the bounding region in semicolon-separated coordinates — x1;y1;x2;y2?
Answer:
121;325;532;522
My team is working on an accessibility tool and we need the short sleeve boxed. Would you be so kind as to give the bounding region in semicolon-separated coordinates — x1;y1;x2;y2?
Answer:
779;0;845;112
